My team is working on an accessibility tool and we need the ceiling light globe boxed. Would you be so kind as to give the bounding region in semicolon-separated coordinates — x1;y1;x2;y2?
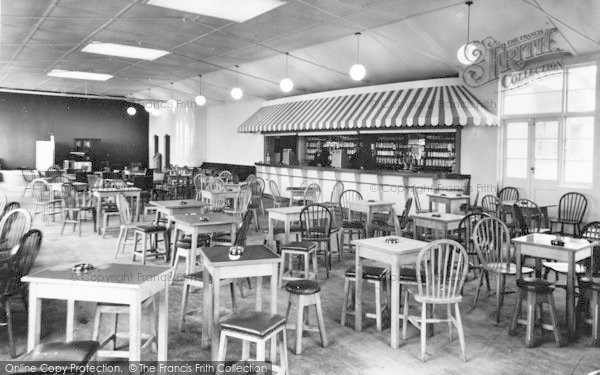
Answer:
144;103;152;112
126;106;137;116
195;95;206;106
349;63;366;81
279;78;294;93
457;43;477;65
231;87;243;100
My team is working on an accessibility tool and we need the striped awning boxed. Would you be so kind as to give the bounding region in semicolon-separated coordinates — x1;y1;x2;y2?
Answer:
238;81;497;133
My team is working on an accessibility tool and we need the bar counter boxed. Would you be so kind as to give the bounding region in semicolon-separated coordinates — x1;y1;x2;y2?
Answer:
256;163;471;211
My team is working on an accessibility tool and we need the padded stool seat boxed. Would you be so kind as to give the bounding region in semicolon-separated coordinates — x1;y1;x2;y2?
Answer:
580;276;600;291
345;265;387;281
19;341;99;363
341;220;364;229
285;279;321;295
282;241;317;252
342;265;389;331
134;224;167;233
220;311;286;337
517;277;555;293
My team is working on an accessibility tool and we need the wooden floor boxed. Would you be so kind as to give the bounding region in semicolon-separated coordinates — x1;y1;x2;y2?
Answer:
0;185;599;374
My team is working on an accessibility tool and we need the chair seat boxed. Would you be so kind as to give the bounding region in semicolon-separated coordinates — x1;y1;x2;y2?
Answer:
487;262;534;275
398;267;425;283
282;241;317;252
19;341;99;363
516;277;555;293
134;224;167;233
285;279;321;295
580;276;600;291
542;262;586;274
342;220;365;229
345;265;387;281
550;218;581;225
220;311;286;338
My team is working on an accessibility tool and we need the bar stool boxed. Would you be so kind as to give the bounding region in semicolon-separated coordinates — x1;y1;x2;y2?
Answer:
580;275;600;346
92;298;157;357
179;271;237;332
509;277;563;347
131;223;170;265
217;311;288;375
341;265;388;332
279;241;318;287
285;279;327;354
16;341;99;373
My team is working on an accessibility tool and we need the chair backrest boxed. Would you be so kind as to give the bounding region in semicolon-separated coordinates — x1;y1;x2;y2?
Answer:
31;179;51;203
303;183;321;204
245;174;257;183
580;221;600;275
299;204;332;240
498;187;519;201
233;210;254;247
514;199;543;233
115;194;132;224
269;180;282;205
3;202;20;217
210;177;226;193
234;188;252;212
0;192;6;218
330;181;345;203
471;190;480;208
457;212;489;256
0;209;33;252
300;179;310;188
339;189;363;222
193;173;206;191
21;169;36;183
558;192;587;225
399;198;413;230
87;174;101;188
416;239;468;301
249;178;265;199
472;217;512;268
1;230;42;294
218;171;233;183
61;183;78;209
412;186;425;212
481;194;501;218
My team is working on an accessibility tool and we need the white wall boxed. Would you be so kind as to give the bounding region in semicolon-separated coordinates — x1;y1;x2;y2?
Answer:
205;99;264;166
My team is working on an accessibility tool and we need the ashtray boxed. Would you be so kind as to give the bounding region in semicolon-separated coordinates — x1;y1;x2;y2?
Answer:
228;246;245;260
432;213;442;218
72;263;94;273
209;206;224;212
440;194;446;197
456;194;462;197
368;200;375;202
198;216;210;221
180;201;187;205
385;237;399;244
551;239;565;247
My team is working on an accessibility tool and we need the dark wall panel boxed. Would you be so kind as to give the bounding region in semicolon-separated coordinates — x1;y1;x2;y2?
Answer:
0;92;148;170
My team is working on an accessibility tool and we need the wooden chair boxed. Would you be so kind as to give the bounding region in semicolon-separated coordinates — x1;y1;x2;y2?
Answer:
402;239;469;362
481;194;501;219
60;182;95;236
498;187;519;201
31;178;62;224
550;192;587;236
301;183;321;206
328;181;345;205
0;209;33;255
218;170;233;183
454;212;490;281
1;202;20;219
412;186;431;214
0;193;6;217
249;176;266;218
21;169;37;197
515;199;549;233
339;189;365;253
472;217;534;323
0;229;42;357
269;180;284;208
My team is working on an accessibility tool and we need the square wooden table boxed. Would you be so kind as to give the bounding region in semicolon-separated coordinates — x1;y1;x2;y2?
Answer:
267;206;304;248
286;186;305;206
513;233;595;337
352;236;428;348
427;193;470;213
349;200;395;236
150;199;209;223
22;263;171;361
92;187;142;232
172;213;240;275
410;212;464;240
200;245;281;360
502;200;557;227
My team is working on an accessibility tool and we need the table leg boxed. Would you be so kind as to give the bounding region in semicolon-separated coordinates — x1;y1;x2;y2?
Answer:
270;264;278;314
268;216;275;250
135;193;141;222
157;288;169;361
540;207;550;228
27;286;41;351
129;297;142;361
66;300;75;341
255;276;263;311
413;223;418;241
201;269;211;349
355;249;363;332
429;200;433;212
230;223;237;245
390;258;400;349
211;270;221;360
284;219;291;245
96;196;102;233
446;201;451;214
189;229;198;275
515;245;522;280
366;209;374;238
567;254;576;337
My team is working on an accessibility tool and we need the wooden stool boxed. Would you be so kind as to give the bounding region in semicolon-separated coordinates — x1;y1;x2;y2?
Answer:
341;265;388;332
93;299;157;358
217;311;288;375
179;271;237;332
170;234;211;284
509;277;563;347
285;279;327;354
131;223;170;265
580;275;600;346
17;341;99;373
279;241;318;287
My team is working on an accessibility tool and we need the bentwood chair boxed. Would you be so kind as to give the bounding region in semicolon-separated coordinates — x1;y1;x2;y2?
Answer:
302;183;321;205
515;199;549;233
248;177;266;222
0;193;6;218
218;170;233;183
453;211;489;281
498;187;519;201
550;192;587;236
0;209;32;255
1;229;42;357
31;179;62;224
481;194;501;219
339;190;365;253
472;217;534;323
269;180;284;208
60;182;96;237
299;204;333;278
21;169;37;197
402;240;469;362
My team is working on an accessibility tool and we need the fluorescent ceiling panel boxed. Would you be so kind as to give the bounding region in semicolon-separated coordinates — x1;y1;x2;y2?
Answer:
47;69;113;81
82;42;170;61
147;0;286;22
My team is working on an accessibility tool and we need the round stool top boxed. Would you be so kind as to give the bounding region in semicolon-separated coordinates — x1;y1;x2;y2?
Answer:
516;277;555;293
285;279;320;295
580;275;600;291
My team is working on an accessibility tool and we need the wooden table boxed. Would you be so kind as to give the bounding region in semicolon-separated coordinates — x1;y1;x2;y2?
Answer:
172;213;240;275
513;233;595;338
502;200;556;227
286;186;305;206
224;182;247;192
411;212;464;240
23;263;171;361
349;200;395;236
353;236;428;348
92;187;141;232
427;193;470;213
267;206;304;248
200;245;281;360
150;199;209;223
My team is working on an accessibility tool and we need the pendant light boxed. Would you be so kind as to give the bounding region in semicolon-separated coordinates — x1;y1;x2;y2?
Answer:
231;65;243;100
279;52;294;93
349;32;366;81
195;75;206;106
457;1;477;65
126;106;136;116
166;82;177;112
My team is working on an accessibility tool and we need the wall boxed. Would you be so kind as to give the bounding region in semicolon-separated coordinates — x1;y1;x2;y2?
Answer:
0;92;148;170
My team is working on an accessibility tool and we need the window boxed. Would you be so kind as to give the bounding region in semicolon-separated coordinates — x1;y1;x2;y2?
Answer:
503;72;564;115
505;122;528;178
564;117;594;184
567;65;597;112
534;121;558;180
